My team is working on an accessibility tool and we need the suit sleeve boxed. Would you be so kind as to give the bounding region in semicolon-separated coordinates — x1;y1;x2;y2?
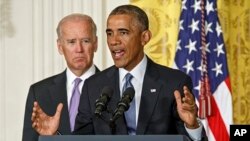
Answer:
22;86;39;141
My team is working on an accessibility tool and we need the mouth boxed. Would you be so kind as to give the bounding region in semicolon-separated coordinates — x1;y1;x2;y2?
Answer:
112;49;125;59
74;57;85;62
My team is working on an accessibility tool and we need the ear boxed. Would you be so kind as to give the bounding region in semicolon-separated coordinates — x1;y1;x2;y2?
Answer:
141;30;152;46
94;36;98;52
57;39;64;55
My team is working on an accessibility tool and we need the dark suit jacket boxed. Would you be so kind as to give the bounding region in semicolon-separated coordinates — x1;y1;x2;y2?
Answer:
22;67;99;141
74;58;207;140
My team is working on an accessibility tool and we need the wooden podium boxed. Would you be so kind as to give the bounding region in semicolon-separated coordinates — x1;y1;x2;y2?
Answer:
39;135;190;141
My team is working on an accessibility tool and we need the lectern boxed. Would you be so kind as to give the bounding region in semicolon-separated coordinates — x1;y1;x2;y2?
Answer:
39;135;190;141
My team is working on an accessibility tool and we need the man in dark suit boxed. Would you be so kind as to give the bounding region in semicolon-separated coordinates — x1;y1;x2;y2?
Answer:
31;5;207;141
22;13;99;141
73;5;207;140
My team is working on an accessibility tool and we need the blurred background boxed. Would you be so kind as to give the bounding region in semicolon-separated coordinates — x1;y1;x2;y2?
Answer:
0;0;249;140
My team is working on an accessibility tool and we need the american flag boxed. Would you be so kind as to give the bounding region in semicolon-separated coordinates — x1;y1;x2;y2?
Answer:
174;0;232;141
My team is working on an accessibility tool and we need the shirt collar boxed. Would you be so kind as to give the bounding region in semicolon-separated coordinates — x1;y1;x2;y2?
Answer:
66;64;96;84
119;55;147;84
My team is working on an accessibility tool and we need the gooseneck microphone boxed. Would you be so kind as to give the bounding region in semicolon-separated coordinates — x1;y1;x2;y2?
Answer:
111;87;135;122
95;86;113;117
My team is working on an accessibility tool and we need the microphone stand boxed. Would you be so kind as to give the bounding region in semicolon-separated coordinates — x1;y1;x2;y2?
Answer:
109;118;116;135
95;106;117;134
109;110;123;135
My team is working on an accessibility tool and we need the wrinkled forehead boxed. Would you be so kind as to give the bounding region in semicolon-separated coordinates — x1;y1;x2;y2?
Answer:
60;20;96;40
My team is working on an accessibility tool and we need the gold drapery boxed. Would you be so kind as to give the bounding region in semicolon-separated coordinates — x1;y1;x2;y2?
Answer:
130;0;250;124
130;0;181;67
218;0;250;124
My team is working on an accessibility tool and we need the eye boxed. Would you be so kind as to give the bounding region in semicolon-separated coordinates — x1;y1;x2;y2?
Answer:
119;29;129;36
82;39;90;43
106;31;113;37
67;39;76;44
120;31;128;35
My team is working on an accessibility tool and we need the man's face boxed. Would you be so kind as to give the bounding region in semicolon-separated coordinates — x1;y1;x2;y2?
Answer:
57;20;97;76
106;14;147;71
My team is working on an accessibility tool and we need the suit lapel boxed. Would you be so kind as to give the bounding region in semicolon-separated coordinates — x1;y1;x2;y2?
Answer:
49;71;71;134
106;67;121;112
94;65;100;73
105;67;128;134
136;59;162;134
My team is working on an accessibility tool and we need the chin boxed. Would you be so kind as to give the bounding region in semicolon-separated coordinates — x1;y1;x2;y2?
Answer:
114;63;123;68
75;64;87;69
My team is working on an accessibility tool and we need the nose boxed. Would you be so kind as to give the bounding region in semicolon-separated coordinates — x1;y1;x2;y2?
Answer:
108;34;121;46
76;41;84;52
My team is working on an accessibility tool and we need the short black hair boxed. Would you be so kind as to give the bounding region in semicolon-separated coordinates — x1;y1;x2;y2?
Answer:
109;4;149;31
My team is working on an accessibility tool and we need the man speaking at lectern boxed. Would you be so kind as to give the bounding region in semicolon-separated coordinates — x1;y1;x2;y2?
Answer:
32;4;207;141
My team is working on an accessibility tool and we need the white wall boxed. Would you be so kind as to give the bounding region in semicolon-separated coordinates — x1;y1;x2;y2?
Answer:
0;0;128;140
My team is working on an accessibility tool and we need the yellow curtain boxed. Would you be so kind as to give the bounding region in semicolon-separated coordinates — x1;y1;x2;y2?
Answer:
217;0;250;124
130;0;250;124
130;0;181;67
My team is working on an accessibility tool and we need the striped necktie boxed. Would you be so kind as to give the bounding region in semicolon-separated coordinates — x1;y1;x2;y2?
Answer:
69;78;82;131
123;73;136;135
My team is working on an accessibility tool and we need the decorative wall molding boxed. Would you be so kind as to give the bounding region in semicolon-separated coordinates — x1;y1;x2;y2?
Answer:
0;0;15;39
0;23;6;141
0;0;7;140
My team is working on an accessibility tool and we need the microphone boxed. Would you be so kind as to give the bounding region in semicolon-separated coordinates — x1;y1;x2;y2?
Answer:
111;87;135;122
95;86;113;117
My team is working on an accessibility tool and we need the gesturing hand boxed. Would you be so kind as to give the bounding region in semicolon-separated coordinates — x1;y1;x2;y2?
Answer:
31;101;63;135
174;86;199;129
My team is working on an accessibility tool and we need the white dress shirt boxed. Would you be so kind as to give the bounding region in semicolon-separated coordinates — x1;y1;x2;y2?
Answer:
66;64;96;108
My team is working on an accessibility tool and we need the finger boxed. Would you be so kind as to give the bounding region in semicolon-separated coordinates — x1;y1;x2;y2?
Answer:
182;96;193;105
37;105;44;114
182;102;196;110
33;101;41;111
33;102;38;112
183;86;193;99
54;103;63;119
32;121;37;128
182;97;188;103
183;86;195;105
33;101;43;114
32;103;39;121
35;104;46;118
31;112;36;121
34;101;38;106
174;90;182;107
34;121;41;133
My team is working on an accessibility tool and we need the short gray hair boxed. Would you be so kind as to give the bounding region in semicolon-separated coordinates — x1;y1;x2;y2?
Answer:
56;13;97;38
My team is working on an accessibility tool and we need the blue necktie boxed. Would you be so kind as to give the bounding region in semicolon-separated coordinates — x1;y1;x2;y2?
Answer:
123;73;136;135
69;78;82;132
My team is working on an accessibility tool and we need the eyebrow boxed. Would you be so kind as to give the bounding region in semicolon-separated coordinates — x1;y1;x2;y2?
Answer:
106;29;112;33
66;39;76;41
118;28;129;32
106;28;129;32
